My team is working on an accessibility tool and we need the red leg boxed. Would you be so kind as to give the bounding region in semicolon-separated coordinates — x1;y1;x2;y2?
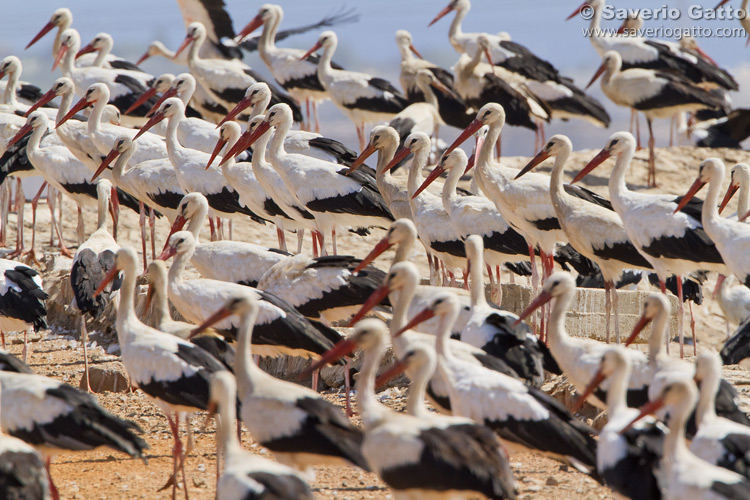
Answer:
677;276;684;359
276;227;287;252
45;457;60;500
208;217;216;241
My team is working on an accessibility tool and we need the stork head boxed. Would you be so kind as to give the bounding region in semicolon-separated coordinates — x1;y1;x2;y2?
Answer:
571;132;634;184
137;41;170;65
721;163;750;213
301;31;337;61
235;4;281;43
694;351;722;385
158;231;195;261
376;344;437;389
77;32;113;59
51;76;75;96
624;293;670;345
429;0;470;27
177;193;208;223
395;29;423;59
0;56;21;81
26;8;72;49
263;103;292;128
567;0;603;21
516;134;572;179
675;158;724;214
218;82;270;127
515;272;576;326
174;22;206;59
621;372;697;434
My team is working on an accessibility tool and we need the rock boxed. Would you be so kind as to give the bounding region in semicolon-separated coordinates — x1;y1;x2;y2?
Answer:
546;476;560;486
80;361;131;393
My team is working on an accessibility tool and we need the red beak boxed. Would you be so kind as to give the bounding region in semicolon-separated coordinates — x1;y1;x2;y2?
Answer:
52;44;69;72
375;359;408;388
7;123;33;149
218;95;252;128
26;21;55;50
161;215;188;255
620;398;665;434
673;178;706;214
513;290;553;326
713;274;727;300
207;137;228;170
624;311;652;346
586;61;607;90
136;51;151;66
429;4;454;26
719;183;739;214
133;110;166;140
124;87;158;116
300;41;322;61
92;148;120;182
347;283;391;327
145;87;177;118
571;148;612;184
298;338;357;380
25;88;57;118
189;306;233;339
94;265;121;297
413;165;446;199
76;43;96;59
409;44;424;59
235;14;264;43
173;35;195;59
393;308;436;337
383;146;412;173
222;121;270;164
157;244;177;262
353;237;392;274
346;143;377;175
465;152;475;174
571;368;606;413
56;96;92;128
445;118;484;156
515;150;551;180
566;2;589;21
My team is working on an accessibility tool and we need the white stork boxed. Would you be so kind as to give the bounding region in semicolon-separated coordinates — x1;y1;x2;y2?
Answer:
237;103;394;255
159;231;342;360
172;22;302;122
0;259;47;364
624;374;750;499
571;132;727;356
70;179;120;392
208;371;314;500
53;29;159;124
676;158;750;288
94;246;226;498
517;134;653;343
300;31;409;149
400;292;599;473
714;275;750;334
692;352;750;479
76;32;144;72
0;383;50;500
191;294;369;479
719;163;750;220
345;319;518;499
587;50;723;186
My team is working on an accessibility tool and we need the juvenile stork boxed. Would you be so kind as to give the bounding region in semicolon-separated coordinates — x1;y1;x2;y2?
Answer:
572;132;727;356
0;259;47;363
301;31;409;149
191;295;369;479
208;371;314;500
625;374;750;499
587;51;723;187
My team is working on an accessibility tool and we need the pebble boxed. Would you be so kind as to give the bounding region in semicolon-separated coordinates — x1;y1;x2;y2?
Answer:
546;476;560;486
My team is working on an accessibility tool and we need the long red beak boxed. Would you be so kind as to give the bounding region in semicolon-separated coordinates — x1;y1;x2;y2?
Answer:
719;183;739;214
693;45;719;66
124;87;158;116
586;61;607;90
515;150;551;180
383;146;412;173
409;44;424;59
221;122;263;165
445;118;483;156
465;152;475;174
673;178;706;214
353;237;392;273
393;308;435;337
92;148;120;182
430;78;459;100
235;14;264;43
218;96;252;128
713;274;727;300
133;110;166;140
624;311;652;346
94;265;121;297
347;283;390;327
7;123;33;149
76;43;96;59
571;368;606;413
300;41;322;61
207;137;227;169
161;215;188;254
571;148;611;184
157;244;177;261
172;35;194;59
136;51;151;66
298;338;357;380
189;306;233;339
25;88;57;117
52;44;68;71
429;4;454;26
620;398;665;434
514;290;553;326
57;96;91;128
346;143;376;175
413;165;445;199
145;87;177;118
567;2;589;21
375;359;408;388
26;21;55;50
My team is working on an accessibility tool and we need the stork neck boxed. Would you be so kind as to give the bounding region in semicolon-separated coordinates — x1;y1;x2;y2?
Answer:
609;146;634;205
738;179;750;220
53;19;72;57
168;249;192;286
95;188;110;233
217;384;242;457
250;93;272;118
477;121;503;179
407;147;430;200
111;147;133;189
26;123;45;158
695;370;719;428
178;82;196;107
60;39;78;78
406;363;431;418
663;399;691;463
92;45;109;68
468;245;487;308
550;147;572;205
235;307;261;395
448;7;468;52
397;42;413;63
251;129;272;169
268;118;290;165
375;142;398;178
465;45;484;74
392;233;415;265
56;89;74;125
88;97;107;136
356;339;389;429
389;281;417;334
606;361;631;416
257;14;281;66
548;288;575;348
164;112;184;161
150;273;172;329
2;71;19;108
443;163;462;208
115;261;139;344
416;78;439;110
647;309;669;364
316;42;336;83
587;1;605;51
435;308;459;364
187;34;203;66
702;170;724;229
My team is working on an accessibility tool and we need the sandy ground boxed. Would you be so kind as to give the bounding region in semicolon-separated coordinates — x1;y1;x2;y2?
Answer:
3;142;750;499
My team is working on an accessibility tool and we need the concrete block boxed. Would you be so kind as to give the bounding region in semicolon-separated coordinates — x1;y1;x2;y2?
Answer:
499;284;680;344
